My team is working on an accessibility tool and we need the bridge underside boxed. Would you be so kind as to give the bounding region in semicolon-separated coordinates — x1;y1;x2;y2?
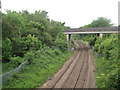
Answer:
64;27;118;51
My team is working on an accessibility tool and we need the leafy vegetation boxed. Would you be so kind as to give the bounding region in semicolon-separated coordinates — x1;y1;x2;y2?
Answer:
95;34;119;89
2;10;71;88
3;48;72;88
2;10;119;89
74;17;119;89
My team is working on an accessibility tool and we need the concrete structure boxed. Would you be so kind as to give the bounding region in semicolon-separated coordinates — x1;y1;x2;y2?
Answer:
67;34;71;51
64;27;118;51
99;33;103;38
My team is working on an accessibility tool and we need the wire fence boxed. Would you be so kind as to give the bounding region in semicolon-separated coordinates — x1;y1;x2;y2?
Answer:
0;60;29;85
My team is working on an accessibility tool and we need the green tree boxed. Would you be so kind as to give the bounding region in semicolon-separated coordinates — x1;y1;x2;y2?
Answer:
80;17;113;46
2;10;26;39
84;17;113;28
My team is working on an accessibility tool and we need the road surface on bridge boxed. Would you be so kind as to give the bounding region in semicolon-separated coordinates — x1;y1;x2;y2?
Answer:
40;41;96;89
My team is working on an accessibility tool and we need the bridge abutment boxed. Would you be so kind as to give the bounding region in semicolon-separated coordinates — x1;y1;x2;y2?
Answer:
99;33;103;38
97;33;103;37
67;34;71;51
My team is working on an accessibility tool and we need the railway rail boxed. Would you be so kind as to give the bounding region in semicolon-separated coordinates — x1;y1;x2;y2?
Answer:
39;41;96;89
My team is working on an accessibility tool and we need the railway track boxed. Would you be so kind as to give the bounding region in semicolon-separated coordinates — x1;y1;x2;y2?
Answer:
39;41;96;89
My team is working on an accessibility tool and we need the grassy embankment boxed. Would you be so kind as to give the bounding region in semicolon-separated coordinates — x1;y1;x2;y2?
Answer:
3;48;72;88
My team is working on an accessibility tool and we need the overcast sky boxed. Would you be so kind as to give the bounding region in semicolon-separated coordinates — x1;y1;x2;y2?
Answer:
2;0;119;28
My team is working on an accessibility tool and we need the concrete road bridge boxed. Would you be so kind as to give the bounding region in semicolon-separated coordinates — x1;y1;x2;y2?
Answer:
64;27;118;51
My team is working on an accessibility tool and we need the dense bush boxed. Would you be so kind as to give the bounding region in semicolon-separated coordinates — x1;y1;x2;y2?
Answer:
2;10;68;62
95;34;118;88
95;34;118;59
54;36;67;51
11;37;28;56
43;33;53;46
25;34;42;50
2;38;12;61
10;56;24;67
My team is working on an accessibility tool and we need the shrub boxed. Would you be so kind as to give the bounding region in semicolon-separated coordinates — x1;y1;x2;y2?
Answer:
43;33;52;46
53;49;61;55
54;35;67;52
25;34;42;50
12;37;27;56
24;51;35;61
95;34;119;89
10;56;24;67
12;35;42;56
2;38;12;62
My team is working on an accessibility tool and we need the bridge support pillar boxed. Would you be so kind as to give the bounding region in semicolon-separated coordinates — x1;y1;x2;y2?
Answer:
99;33;103;38
67;34;71;51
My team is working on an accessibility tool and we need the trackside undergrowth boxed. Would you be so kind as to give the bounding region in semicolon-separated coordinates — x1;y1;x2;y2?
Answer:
3;48;72;88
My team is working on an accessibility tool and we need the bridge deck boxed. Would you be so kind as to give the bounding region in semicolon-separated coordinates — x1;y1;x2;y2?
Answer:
64;27;118;34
